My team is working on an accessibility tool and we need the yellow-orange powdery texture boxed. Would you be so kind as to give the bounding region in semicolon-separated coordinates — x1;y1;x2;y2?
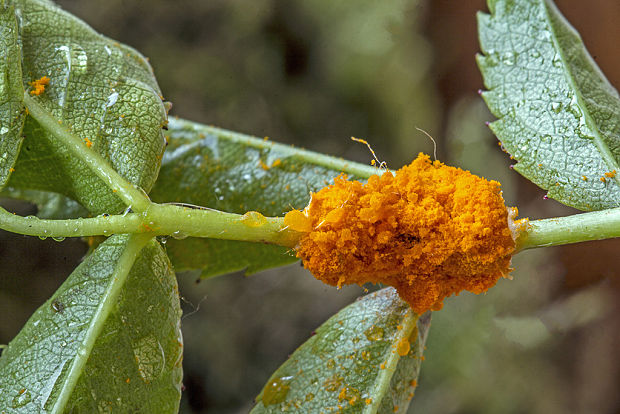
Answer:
285;153;516;313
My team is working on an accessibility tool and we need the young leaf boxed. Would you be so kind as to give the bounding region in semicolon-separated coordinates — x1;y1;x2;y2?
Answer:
0;235;183;413
6;0;167;214
0;3;25;189
250;288;430;413
477;0;620;211
150;117;378;278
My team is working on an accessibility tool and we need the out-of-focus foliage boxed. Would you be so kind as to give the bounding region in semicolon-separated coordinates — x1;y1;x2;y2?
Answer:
54;0;439;168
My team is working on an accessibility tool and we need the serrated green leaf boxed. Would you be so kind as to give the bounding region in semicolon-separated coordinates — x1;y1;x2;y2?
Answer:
250;288;430;414
477;0;620;210
0;3;25;189
0;235;183;413
5;0;167;214
150;117;377;278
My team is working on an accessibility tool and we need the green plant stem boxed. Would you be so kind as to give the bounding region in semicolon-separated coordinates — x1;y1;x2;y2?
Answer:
23;94;151;212
4;188;620;251
0;203;300;247
0;205;142;238
516;207;620;250
143;203;299;247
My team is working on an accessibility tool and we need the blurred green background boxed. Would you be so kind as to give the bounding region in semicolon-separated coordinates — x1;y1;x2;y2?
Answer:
1;0;620;412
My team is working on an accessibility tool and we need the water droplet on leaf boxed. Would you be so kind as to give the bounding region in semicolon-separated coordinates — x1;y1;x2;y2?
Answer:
133;335;165;384
364;325;384;341
261;376;292;406
51;299;65;313
171;230;187;240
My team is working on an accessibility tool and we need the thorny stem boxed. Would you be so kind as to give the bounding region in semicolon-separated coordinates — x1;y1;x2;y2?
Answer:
23;94;151;213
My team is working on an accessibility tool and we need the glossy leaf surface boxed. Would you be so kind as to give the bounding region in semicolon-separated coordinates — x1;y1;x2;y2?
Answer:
0;2;25;189
150;117;378;278
0;236;183;413
250;288;430;413
478;0;620;210
5;0;167;214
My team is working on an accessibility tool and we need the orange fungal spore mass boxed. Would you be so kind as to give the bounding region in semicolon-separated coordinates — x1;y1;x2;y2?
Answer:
29;76;50;96
285;153;517;313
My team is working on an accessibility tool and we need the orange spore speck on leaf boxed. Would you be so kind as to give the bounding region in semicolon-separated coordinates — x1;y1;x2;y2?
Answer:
29;76;50;95
84;137;93;148
289;153;517;314
259;159;270;170
260;158;282;170
604;170;616;178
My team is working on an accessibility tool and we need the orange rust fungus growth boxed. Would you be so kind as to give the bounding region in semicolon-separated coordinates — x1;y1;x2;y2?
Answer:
600;177;606;183
288;153;517;313
84;137;93;148
284;208;313;232
396;337;410;356
29;75;50;95
9;167;15;173
605;170;617;178
260;158;282;170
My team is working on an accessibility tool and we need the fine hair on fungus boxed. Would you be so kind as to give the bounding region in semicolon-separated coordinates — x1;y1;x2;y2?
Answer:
284;153;517;313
